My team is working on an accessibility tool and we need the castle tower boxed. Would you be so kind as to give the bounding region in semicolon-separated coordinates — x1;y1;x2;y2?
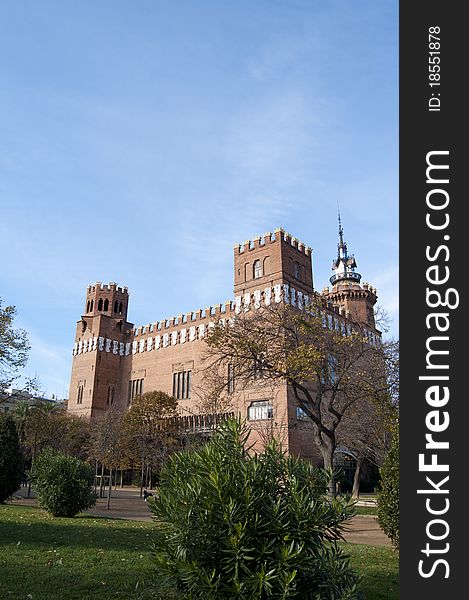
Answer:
68;282;133;419
322;215;378;328
233;228;314;298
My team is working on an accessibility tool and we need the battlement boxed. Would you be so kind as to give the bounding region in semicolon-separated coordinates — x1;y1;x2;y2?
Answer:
234;227;312;256
72;281;381;360
132;300;237;337
87;282;129;295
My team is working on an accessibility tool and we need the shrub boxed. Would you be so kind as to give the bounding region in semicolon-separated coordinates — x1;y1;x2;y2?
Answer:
377;431;399;549
30;448;97;517
149;419;358;599
0;414;23;503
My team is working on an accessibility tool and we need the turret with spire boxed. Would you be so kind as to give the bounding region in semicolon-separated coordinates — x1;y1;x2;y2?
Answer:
322;212;378;329
330;212;362;285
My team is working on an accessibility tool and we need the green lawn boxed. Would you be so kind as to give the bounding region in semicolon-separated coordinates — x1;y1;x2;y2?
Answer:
0;504;155;600
1;504;398;600
343;543;399;600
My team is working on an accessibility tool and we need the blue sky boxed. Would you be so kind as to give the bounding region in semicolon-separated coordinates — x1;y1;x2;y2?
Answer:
0;0;398;398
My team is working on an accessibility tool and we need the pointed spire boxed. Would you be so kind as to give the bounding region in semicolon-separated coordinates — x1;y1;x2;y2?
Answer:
338;208;344;248
330;212;361;286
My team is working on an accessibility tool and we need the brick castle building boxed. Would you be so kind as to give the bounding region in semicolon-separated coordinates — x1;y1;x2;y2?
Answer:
67;224;379;462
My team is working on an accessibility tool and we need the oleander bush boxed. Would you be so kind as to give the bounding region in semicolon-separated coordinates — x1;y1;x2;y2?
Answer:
30;448;97;517
377;431;399;549
0;414;23;503
149;419;358;599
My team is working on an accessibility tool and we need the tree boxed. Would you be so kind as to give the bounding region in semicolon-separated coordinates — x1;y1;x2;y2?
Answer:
11;399;80;497
0;414;23;503
149;419;358;599
88;407;125;508
205;299;395;496
29;448;97;517
0;299;30;392
122;390;179;497
377;426;399;549
336;342;398;498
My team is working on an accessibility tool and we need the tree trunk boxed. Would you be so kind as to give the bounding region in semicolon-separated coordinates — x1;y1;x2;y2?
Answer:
120;469;124;488
352;457;365;498
99;463;104;498
107;468;112;509
146;463;150;489
320;439;337;498
94;461;98;493
140;460;145;498
28;433;38;498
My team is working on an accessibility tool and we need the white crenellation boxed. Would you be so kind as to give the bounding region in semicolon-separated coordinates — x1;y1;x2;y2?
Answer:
253;289;261;309
73;283;381;355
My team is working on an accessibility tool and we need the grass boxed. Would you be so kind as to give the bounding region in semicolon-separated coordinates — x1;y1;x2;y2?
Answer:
0;504;398;600
343;543;399;600
353;505;378;516
0;504;155;600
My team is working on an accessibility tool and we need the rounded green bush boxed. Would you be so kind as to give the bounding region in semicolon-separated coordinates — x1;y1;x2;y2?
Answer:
149;419;358;599
377;431;399;549
30;448;97;517
0;414;23;503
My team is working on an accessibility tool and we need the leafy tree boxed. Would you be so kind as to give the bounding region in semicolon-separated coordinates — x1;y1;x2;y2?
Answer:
377;427;399;549
122;390;179;497
29;448;97;517
205;300;396;495
0;414;23;503
0;299;30;392
149;419;358;599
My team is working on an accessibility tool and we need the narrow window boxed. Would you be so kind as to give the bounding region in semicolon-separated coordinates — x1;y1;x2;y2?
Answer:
90;299;94;312
103;299;109;312
253;259;262;279
181;371;186;399
294;261;301;280
114;300;118;313
186;370;192;399
98;298;103;311
119;302;123;315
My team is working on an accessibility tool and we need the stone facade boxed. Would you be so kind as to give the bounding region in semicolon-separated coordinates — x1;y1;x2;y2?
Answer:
67;227;379;463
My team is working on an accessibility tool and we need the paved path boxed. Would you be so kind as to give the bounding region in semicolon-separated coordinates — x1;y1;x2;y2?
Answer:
10;487;390;547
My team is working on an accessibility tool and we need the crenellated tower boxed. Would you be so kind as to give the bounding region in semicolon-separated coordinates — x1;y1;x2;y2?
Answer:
68;282;133;419
233;228;314;298
322;214;378;328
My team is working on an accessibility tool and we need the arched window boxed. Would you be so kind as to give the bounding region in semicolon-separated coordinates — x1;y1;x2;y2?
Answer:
114;300;118;313
253;259;262;279
98;298;103;311
90;299;94;312
103;299;109;312
86;301;90;313
118;302;123;315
